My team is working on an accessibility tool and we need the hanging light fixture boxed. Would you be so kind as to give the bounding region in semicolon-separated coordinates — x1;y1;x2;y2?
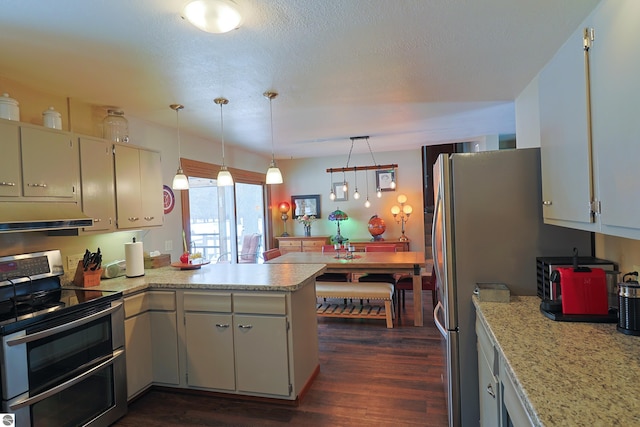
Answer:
364;170;371;208
182;0;243;34
329;168;336;200
353;167;360;199
264;91;284;184
214;97;234;186
170;104;189;190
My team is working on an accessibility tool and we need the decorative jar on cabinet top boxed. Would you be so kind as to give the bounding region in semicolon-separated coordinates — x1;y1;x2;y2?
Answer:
103;109;129;143
0;93;19;121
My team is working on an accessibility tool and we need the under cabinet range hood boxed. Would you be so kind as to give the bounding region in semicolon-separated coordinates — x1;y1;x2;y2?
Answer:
0;202;93;233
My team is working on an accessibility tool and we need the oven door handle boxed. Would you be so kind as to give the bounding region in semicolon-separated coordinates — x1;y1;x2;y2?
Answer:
6;301;123;346
8;348;124;410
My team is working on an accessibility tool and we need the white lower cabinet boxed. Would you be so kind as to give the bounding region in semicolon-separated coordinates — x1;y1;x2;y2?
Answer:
184;311;236;390
500;361;534;427
124;291;179;400
183;291;292;398
234;314;290;396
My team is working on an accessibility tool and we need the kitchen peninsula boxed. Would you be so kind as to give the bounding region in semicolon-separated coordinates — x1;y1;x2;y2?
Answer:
73;263;325;403
475;296;640;426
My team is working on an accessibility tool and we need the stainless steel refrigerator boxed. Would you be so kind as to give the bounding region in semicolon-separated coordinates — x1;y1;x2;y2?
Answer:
431;148;593;427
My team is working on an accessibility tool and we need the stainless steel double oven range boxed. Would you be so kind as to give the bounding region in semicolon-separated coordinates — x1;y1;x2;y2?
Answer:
0;250;126;427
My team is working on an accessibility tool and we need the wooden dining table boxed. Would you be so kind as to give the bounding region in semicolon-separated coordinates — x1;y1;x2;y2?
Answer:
267;251;426;326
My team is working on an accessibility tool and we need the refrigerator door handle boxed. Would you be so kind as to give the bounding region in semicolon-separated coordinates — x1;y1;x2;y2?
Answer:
431;190;442;288
433;301;447;338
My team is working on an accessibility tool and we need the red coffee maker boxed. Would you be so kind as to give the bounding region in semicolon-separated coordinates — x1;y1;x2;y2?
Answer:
553;266;608;315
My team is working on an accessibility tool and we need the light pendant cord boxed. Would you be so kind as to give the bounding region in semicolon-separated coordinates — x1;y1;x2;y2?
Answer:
269;96;275;162
220;102;226;166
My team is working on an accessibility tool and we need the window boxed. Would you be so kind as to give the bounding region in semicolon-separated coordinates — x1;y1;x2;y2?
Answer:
180;159;272;263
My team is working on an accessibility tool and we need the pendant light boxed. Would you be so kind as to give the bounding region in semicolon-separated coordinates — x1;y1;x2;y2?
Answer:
329;168;336;200
264;91;283;184
364;170;371;208
170;104;189;190
353;167;360;200
214;97;234;186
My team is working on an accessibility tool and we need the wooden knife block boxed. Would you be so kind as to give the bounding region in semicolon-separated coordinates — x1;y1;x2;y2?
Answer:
73;260;102;288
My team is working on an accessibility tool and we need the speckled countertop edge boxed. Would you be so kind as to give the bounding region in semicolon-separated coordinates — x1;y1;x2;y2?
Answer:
474;295;640;427
63;263;326;295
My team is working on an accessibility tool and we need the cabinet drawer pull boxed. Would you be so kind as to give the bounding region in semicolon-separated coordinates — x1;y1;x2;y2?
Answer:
0;182;16;187
144;216;155;221
215;323;230;328
486;384;495;399
93;218;102;223
127;217;139;222
542;200;552;206
27;183;48;188
238;324;253;329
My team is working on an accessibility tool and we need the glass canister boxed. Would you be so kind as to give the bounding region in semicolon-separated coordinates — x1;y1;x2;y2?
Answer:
103;109;129;143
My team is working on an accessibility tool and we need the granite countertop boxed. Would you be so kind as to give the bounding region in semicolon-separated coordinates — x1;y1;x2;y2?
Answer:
64;263;326;296
474;295;640;426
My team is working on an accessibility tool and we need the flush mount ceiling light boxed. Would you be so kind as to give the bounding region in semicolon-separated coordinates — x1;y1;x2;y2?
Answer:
264;91;283;185
170;104;189;190
214;97;234;187
182;0;243;34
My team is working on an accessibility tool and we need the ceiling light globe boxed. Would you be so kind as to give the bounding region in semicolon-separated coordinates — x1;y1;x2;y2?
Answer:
183;0;243;34
397;194;407;204
364;199;371;208
353;190;360;200
330;191;336;201
376;188;382;198
342;183;348;192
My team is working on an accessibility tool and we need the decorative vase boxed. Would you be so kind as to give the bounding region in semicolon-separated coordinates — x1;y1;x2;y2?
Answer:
304;225;311;237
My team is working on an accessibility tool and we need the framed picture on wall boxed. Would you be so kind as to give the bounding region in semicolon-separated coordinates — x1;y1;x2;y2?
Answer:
332;182;348;201
376;169;396;191
291;194;321;218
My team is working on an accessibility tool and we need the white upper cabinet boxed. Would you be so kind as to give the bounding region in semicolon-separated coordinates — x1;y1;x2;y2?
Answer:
0;120;21;197
79;136;116;232
538;0;640;239
114;144;163;229
589;0;640;238
538;21;596;230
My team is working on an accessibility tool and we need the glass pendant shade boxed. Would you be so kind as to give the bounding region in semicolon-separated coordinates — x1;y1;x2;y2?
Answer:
172;168;189;190
217;166;234;186
266;160;283;184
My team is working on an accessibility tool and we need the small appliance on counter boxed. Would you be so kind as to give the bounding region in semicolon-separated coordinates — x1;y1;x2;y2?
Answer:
539;250;618;323
618;272;640;335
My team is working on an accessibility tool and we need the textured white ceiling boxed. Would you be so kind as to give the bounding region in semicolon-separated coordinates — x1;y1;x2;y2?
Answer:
0;0;601;158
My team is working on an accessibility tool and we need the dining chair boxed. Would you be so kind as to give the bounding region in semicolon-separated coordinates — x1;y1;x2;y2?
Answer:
395;266;437;314
262;248;282;261
316;245;350;282
358;245;398;306
217;233;262;263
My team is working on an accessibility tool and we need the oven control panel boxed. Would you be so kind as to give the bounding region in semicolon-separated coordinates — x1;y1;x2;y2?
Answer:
0;250;64;284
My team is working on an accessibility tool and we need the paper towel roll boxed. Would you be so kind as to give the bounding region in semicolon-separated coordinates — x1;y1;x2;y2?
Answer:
125;239;145;278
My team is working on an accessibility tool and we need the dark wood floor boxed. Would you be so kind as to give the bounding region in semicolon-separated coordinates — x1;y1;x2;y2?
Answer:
114;292;448;427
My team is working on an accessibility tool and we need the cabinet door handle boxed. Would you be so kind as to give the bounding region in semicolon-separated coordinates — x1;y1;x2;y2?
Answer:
27;183;47;188
542;200;552;206
127;217;139;222
486;384;495;399
0;182;16;187
215;323;230;328
144;216;154;221
93;218;102;223
238;324;253;329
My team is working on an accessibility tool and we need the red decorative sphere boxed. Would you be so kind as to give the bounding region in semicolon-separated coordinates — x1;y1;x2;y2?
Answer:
367;215;386;240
